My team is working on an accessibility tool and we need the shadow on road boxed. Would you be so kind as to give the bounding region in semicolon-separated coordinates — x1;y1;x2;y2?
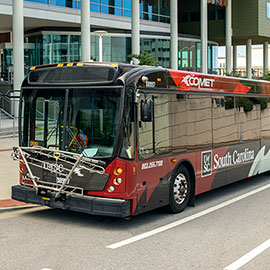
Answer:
22;172;270;231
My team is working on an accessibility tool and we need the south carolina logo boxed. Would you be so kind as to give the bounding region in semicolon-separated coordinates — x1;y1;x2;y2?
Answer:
201;150;212;177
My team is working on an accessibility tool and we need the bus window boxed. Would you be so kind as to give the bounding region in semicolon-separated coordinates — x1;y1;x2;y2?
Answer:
261;98;270;142
237;97;261;142
21;88;122;157
212;96;240;147
186;95;212;150
138;93;170;159
138;94;154;159
120;92;135;160
154;94;170;155
35;97;45;142
169;93;187;153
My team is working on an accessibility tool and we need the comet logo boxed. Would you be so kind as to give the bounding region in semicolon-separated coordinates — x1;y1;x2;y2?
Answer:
181;74;215;89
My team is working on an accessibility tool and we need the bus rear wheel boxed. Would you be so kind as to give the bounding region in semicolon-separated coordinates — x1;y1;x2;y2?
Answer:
169;166;190;213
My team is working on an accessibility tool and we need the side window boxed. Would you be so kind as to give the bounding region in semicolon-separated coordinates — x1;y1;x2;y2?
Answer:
168;94;187;153
138;93;170;159
186;95;212;150
120;93;135;160
154;94;170;154
212;96;240;147
138;94;154;159
237;97;261;142
261;98;270;140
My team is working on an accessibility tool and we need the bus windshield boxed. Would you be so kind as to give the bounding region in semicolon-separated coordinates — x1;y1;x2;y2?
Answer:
21;87;122;158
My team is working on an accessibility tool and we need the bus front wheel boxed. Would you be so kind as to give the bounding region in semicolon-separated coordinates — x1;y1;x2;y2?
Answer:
169;166;190;213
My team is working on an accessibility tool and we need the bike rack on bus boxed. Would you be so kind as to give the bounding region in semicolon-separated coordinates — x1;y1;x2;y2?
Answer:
11;146;106;198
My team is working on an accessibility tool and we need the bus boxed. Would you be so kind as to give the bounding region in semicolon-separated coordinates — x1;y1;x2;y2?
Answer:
11;62;270;218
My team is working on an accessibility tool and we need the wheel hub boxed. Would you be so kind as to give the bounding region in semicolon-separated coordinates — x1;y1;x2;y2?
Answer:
173;173;188;205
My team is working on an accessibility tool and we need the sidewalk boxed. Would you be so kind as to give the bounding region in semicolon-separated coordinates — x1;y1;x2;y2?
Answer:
0;137;29;209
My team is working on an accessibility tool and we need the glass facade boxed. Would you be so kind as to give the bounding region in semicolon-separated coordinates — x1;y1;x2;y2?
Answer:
1;32;218;80
0;47;36;81
140;38;170;67
24;0;170;22
26;34;131;65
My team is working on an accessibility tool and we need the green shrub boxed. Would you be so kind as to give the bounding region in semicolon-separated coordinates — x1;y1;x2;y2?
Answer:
127;51;160;66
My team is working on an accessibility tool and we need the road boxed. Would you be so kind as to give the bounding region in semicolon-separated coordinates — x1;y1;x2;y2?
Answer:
1;173;270;270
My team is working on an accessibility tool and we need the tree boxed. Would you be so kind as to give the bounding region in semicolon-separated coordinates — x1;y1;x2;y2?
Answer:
262;71;270;81
127;51;160;66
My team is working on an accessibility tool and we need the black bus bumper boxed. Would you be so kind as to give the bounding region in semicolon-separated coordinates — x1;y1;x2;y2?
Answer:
11;185;131;218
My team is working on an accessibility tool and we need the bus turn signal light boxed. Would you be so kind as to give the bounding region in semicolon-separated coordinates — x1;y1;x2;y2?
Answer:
114;167;123;175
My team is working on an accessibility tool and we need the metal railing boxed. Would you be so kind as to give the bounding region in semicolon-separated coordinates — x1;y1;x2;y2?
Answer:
0;90;20;138
216;68;267;79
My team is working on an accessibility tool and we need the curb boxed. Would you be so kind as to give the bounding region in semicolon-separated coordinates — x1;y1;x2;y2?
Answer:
0;199;38;212
0;148;13;152
0;204;39;212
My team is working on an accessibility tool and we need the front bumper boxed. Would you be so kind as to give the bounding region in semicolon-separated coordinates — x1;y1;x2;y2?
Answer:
12;185;131;218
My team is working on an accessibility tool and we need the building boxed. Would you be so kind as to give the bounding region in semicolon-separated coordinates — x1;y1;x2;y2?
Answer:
218;46;270;77
0;0;220;85
1;0;270;91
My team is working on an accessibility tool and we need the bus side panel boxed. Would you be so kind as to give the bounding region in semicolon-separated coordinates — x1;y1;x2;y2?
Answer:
224;141;261;185
133;153;197;215
196;147;228;195
197;140;270;196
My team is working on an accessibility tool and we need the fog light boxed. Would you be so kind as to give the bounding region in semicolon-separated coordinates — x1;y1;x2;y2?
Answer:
113;177;122;185
108;186;115;193
114;167;123;175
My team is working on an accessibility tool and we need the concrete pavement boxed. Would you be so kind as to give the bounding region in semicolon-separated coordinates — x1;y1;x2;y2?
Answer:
0;137;29;209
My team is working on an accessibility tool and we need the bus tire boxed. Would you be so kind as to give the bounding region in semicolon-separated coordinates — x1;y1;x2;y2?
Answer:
169;166;190;213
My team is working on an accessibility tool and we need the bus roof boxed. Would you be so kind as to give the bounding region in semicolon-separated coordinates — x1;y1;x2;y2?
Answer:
167;69;270;96
24;62;270;96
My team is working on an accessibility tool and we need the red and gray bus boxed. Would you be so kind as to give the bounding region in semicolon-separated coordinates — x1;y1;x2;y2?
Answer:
11;62;270;217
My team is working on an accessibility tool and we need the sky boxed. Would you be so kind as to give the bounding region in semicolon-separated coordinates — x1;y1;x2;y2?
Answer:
218;45;263;58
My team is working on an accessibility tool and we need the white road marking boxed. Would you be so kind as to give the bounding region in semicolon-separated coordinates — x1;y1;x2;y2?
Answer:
40;268;54;270
224;239;270;270
106;183;270;249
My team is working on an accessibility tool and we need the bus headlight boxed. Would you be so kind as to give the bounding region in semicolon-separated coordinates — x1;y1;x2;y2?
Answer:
108;186;115;193
113;178;122;185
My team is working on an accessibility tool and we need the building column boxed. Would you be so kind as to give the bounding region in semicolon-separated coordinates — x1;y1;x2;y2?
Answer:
81;0;90;61
246;39;252;79
233;45;237;75
263;41;269;74
201;0;208;73
12;0;24;117
226;0;232;74
170;0;178;70
131;0;140;55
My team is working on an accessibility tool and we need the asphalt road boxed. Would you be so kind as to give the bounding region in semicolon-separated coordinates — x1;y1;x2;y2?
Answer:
1;173;270;270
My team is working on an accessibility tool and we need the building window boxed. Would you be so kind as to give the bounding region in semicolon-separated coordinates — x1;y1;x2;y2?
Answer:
267;2;270;18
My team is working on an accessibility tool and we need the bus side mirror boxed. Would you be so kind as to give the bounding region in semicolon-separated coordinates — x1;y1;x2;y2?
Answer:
141;99;153;122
